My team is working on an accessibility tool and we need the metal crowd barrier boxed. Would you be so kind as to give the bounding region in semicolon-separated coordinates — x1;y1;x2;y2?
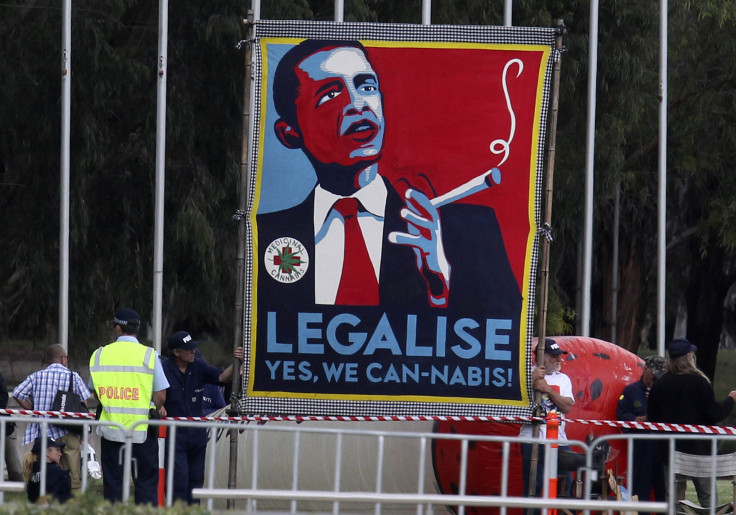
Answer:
14;412;736;513
184;422;668;514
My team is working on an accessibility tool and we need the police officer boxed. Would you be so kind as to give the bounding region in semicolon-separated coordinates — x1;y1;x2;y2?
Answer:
162;331;243;504
26;437;72;504
617;355;666;504
89;308;169;505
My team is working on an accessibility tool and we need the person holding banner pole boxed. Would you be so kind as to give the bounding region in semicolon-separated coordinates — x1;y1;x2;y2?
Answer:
161;331;243;504
519;338;574;504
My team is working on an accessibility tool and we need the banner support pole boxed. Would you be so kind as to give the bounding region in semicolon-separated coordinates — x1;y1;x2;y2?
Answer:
527;19;565;510
228;8;255;509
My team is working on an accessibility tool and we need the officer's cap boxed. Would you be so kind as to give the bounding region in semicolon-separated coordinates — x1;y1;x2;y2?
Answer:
32;437;65;455
109;308;141;327
167;331;199;351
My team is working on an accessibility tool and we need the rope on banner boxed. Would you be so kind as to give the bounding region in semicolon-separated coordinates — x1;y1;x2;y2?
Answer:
3;408;736;435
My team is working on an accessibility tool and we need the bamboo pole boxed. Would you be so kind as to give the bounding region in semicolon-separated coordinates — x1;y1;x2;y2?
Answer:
526;19;565;508
227;10;255;509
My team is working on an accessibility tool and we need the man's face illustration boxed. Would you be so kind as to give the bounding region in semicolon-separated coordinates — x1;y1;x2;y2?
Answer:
292;46;384;169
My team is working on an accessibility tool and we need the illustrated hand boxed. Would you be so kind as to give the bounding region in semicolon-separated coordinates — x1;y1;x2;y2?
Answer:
388;188;451;307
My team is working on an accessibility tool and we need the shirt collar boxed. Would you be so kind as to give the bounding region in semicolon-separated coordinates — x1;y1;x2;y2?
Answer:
116;335;140;343
314;174;387;232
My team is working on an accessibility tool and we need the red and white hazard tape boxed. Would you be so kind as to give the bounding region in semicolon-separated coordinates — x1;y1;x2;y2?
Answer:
2;408;736;435
1;408;96;420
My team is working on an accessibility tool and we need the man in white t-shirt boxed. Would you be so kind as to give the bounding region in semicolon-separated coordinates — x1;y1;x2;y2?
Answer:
519;338;574;499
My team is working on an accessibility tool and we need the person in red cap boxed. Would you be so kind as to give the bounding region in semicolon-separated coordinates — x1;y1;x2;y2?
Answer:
648;337;736;508
161;331;244;504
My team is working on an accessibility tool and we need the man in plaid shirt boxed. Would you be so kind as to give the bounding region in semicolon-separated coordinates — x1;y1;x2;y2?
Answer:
12;344;91;492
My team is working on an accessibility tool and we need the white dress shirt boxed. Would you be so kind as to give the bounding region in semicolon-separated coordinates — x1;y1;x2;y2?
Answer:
313;176;387;305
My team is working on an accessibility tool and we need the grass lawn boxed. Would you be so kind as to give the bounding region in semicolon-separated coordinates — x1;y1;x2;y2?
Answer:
682;479;736;508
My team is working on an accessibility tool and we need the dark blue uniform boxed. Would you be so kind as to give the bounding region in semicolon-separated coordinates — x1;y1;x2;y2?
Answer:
202;383;227;414
617;379;648;421
617;379;665;503
162;357;222;504
27;460;72;503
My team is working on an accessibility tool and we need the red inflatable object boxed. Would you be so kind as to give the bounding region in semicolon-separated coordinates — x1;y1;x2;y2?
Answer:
432;336;644;514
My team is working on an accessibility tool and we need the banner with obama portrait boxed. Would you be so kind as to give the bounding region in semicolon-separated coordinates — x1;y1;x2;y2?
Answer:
239;20;558;417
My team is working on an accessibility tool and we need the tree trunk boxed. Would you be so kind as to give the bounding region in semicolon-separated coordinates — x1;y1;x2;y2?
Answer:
601;236;645;353
685;244;728;381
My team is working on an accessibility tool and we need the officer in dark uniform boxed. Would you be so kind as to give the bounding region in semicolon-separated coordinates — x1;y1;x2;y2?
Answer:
26;437;72;503
617;355;666;504
161;331;243;504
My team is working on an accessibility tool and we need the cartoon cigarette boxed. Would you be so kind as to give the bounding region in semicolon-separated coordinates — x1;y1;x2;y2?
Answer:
430;167;502;207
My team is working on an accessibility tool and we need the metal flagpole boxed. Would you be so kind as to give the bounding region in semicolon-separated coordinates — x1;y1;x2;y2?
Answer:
59;0;71;352
527;20;565;507
580;0;599;337
657;0;667;356
422;0;431;25
335;0;344;22
504;0;512;26
152;0;169;355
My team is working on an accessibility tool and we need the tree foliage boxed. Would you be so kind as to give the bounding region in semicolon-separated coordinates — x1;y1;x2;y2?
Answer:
0;0;244;353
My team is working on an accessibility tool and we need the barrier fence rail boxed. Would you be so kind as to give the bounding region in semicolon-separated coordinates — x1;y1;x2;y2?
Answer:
4;409;736;513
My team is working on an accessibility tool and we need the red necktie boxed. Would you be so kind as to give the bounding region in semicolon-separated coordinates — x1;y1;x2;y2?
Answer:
333;198;379;305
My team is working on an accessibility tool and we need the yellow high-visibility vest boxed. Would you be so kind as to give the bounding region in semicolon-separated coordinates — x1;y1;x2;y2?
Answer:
89;341;155;443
